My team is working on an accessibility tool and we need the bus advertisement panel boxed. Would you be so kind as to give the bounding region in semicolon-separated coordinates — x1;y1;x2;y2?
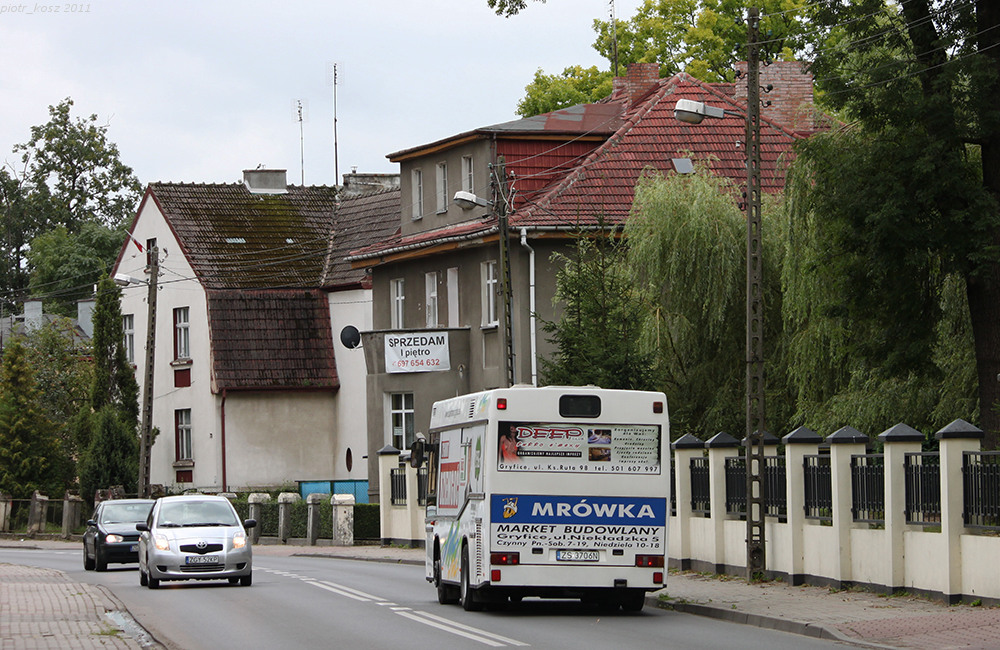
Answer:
497;421;660;474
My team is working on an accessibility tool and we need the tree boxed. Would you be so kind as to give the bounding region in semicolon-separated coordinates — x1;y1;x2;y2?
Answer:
74;275;139;501
26;223;126;316
505;0;813;117
790;0;1000;446
19;317;94;481
624;166;790;438
0;166;47;315
14;98;141;232
539;229;659;391
0;341;66;498
517;66;613;117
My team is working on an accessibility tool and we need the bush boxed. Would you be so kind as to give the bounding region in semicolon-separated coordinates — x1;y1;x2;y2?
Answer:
354;503;380;540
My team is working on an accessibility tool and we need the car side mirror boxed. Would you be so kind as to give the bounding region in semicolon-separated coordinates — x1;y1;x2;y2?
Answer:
86;519;97;527
135;522;149;532
410;439;425;468
243;518;257;529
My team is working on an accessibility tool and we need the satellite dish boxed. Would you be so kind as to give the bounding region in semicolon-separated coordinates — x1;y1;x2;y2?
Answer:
340;325;361;349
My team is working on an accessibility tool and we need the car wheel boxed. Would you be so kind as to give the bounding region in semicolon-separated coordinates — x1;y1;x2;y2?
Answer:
239;572;252;587
460;546;482;612
147;575;159;589
95;547;108;572
83;546;95;571
619;589;646;612
435;557;457;605
139;568;148;587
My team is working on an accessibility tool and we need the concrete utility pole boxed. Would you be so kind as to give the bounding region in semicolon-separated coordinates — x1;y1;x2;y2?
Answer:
744;6;766;581
138;247;158;498
493;158;515;387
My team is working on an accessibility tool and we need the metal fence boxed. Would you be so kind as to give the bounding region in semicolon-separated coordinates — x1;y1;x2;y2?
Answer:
804;454;832;521
723;456;786;519
904;452;940;525
417;466;428;507
690;456;710;516
964;451;1000;530
390;467;407;506
851;454;884;523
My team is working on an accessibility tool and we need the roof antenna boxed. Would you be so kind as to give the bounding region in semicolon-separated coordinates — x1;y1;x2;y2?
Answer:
296;99;305;186
610;0;619;77
327;62;341;188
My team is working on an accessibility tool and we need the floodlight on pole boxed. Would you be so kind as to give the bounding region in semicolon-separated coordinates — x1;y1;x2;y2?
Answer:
453;190;492;210
672;99;729;124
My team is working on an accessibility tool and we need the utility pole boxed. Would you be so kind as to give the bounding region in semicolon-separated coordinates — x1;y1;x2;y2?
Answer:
744;6;766;582
492;159;515;387
138;247;158;498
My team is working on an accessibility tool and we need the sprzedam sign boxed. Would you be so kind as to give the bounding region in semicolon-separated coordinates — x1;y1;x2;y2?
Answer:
384;332;450;373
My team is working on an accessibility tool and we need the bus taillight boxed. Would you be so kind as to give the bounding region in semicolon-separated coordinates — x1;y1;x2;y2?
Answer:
490;552;519;565
635;555;664;568
497;397;507;410
653;401;664;413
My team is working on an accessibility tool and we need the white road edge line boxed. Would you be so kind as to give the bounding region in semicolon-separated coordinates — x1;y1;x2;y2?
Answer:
304;580;371;602
412;611;529;646
395;611;508;647
317;580;386;601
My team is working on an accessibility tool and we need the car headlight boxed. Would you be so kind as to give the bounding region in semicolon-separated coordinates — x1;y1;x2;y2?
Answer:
153;534;171;551
104;534;124;544
232;531;247;549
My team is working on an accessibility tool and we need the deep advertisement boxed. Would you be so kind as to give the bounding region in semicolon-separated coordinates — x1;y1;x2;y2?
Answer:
490;494;667;551
497;421;661;474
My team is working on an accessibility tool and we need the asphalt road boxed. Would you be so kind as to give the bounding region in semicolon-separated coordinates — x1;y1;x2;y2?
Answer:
0;546;850;649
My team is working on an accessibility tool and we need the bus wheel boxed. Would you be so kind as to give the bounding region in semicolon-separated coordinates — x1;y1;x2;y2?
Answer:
619;589;646;612
460;547;482;611
435;559;457;605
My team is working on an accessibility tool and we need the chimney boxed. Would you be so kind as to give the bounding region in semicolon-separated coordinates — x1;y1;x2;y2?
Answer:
77;297;95;338
622;63;661;108
23;300;43;332
734;61;816;132
243;168;288;195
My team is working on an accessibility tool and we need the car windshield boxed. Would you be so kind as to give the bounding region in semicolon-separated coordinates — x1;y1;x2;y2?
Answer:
100;502;153;524
157;501;239;527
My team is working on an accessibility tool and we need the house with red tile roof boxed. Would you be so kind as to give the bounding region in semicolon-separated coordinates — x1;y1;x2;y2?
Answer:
349;62;821;494
113;169;398;497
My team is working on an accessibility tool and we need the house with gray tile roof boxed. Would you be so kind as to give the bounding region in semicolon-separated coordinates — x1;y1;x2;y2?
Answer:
112;169;397;497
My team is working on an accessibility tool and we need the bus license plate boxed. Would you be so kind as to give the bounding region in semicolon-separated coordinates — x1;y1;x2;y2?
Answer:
185;555;219;565
557;550;599;562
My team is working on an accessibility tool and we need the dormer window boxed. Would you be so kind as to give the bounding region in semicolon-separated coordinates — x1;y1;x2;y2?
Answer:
411;169;424;220
436;162;448;214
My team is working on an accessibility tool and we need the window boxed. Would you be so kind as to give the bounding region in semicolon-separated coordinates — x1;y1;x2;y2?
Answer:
462;156;474;193
175;409;192;461
447;267;459;328
425;272;439;328
481;261;498;326
145;238;157;267
390;279;405;329
436;162;448;213
122;314;134;363
390;393;414;450
173;307;190;359
411;169;423;220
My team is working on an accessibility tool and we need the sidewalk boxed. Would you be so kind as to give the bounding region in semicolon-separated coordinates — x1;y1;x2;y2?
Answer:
4;537;1000;649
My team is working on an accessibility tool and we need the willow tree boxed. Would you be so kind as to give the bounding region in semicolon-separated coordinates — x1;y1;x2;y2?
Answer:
625;167;790;438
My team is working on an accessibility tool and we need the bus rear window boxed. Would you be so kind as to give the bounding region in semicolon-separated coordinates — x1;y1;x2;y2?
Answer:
559;394;601;418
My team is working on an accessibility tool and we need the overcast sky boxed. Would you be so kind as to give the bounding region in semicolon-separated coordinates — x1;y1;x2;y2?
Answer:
0;0;644;188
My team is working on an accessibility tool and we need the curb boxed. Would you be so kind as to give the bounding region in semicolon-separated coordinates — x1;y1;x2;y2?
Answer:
649;596;897;649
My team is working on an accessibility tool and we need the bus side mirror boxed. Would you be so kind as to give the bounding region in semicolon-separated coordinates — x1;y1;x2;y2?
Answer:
410;439;425;468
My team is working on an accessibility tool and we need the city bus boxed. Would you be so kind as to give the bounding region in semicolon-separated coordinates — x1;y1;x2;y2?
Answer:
410;385;670;612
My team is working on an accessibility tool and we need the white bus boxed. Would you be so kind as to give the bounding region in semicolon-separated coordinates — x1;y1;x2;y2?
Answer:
410;385;670;612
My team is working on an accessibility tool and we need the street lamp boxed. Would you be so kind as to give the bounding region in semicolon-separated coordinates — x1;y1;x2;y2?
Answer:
671;7;765;582
116;249;159;498
453;163;515;387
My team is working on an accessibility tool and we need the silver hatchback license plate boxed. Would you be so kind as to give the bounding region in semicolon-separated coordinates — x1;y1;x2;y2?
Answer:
556;550;599;562
185;555;220;565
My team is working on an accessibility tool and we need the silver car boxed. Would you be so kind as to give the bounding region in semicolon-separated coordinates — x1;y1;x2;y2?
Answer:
136;494;256;589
